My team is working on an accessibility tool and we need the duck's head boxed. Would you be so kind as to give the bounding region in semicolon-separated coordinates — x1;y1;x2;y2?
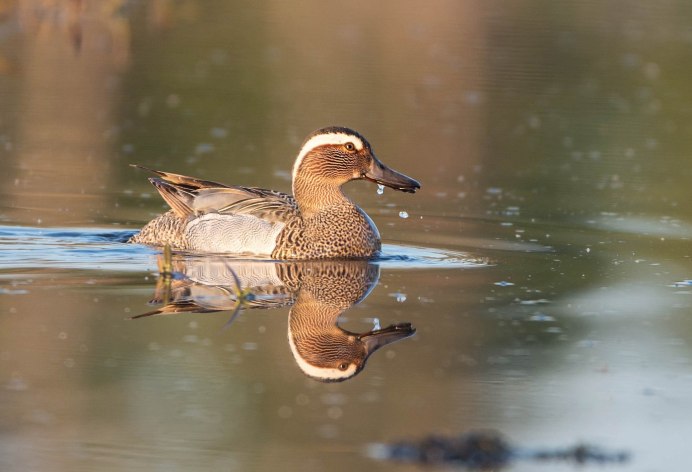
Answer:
292;126;421;195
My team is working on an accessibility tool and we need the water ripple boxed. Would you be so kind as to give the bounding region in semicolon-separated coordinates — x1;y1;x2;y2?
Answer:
0;226;488;272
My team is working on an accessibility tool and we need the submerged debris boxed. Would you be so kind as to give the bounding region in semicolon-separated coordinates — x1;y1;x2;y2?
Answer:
369;431;510;469
368;430;629;469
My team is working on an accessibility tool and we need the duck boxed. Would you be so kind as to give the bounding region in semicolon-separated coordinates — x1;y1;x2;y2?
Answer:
128;126;420;259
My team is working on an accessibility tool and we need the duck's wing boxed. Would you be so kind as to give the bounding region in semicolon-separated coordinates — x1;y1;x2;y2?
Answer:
194;188;298;223
133;165;298;222
131;164;231;190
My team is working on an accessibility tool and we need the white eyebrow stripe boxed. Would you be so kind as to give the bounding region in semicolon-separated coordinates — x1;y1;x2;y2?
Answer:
288;324;358;380
292;132;364;183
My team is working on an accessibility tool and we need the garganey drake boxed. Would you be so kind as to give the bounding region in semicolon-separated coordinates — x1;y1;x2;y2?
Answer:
129;126;420;259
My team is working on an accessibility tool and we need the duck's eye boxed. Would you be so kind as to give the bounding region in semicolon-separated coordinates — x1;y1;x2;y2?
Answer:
344;142;356;152
338;362;349;371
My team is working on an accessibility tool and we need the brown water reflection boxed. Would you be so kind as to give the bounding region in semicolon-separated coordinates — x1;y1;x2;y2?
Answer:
1;1;692;471
134;255;415;382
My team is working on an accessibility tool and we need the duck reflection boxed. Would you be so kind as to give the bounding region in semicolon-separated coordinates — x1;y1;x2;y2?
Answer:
134;255;415;382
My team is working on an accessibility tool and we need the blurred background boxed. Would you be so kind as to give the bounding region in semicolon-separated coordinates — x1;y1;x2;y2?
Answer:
0;1;691;471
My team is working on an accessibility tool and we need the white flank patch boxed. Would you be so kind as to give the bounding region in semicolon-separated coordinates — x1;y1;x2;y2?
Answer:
287;323;358;380
292;132;365;183
185;214;284;255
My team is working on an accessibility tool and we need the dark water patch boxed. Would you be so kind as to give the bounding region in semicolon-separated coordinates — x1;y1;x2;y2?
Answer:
369;430;630;469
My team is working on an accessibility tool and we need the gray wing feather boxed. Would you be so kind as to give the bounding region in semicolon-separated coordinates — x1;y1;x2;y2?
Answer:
134;166;298;222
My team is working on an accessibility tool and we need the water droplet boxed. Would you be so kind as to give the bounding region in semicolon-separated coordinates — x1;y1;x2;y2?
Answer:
210;127;228;139
6;376;28;391
194;143;215;155
529;313;555;322
166;94;180;108
377;184;384;195
399;211;409;219
277;405;293;419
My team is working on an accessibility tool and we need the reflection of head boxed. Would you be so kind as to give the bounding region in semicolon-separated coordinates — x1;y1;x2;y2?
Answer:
288;305;415;382
286;261;415;382
133;257;415;382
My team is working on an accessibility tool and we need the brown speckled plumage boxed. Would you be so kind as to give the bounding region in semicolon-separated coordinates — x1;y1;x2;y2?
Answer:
129;126;420;259
129;210;187;247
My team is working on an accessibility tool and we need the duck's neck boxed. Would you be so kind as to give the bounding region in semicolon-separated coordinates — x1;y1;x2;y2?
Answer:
292;177;352;218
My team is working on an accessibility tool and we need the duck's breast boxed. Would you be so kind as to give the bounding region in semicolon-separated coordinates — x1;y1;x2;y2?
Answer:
185;213;285;255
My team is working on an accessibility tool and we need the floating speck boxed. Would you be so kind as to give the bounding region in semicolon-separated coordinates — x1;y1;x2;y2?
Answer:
317;424;339;439
6;376;28;391
377;184;384;195
277;405;293;419
166;94;181;108
673;280;692;287
242;342;258;351
273;169;291;181
0;288;28;295
372;318;381;330
296;393;310;406
519;299;550;305
194;143;215;155
389;292;407;302
327;406;343;420
529;313;555;322
399;211;409;219
210;127;228;139
494;281;514;287
504;206;520;216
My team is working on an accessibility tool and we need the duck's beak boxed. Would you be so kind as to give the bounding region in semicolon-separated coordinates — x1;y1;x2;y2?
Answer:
359;322;416;354
364;157;421;193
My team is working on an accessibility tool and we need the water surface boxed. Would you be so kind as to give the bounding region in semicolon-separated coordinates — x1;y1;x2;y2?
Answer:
1;2;691;471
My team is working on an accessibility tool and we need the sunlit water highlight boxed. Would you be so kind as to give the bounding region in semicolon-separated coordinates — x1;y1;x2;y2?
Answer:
0;225;488;272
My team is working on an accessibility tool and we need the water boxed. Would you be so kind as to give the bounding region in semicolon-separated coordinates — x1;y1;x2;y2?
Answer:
1;1;692;471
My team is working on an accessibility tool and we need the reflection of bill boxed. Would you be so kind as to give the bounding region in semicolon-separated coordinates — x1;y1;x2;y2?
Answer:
133;256;415;382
